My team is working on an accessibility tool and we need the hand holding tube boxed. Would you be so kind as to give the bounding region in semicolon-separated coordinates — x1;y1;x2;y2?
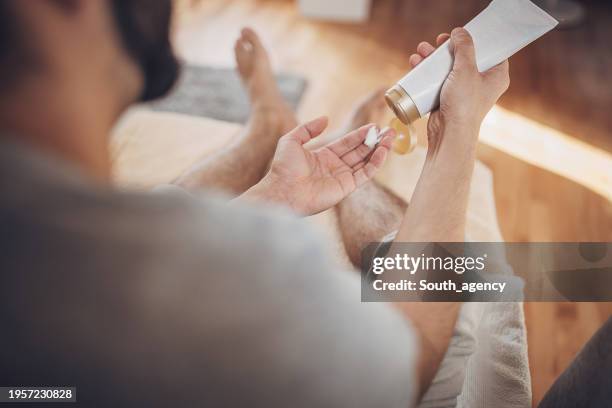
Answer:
410;28;510;151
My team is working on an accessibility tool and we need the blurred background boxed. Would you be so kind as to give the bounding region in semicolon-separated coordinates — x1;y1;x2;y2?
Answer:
113;1;612;405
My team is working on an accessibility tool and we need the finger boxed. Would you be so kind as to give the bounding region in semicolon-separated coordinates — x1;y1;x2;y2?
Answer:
340;128;396;168
367;143;391;169
351;131;395;171
284;116;329;145
352;146;389;187
484;59;509;81
327;124;375;156
376;129;396;150
436;33;450;46
417;41;435;58
341;144;375;168
409;54;423;68
450;28;477;73
483;59;511;95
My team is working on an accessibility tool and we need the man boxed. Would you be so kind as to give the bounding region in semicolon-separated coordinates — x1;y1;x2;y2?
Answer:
0;0;510;406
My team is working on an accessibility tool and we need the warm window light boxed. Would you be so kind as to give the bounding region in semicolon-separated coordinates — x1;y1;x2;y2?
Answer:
481;106;612;202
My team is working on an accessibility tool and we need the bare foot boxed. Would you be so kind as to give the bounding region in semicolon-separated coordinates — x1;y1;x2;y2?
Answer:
235;28;297;135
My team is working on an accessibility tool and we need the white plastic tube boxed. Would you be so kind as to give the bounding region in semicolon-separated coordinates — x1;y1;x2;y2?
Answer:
385;0;558;124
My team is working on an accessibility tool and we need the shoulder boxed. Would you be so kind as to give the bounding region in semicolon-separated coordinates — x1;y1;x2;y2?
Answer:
116;186;328;274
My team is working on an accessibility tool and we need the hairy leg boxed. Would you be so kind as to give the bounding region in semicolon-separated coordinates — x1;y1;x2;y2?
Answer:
334;91;408;267
176;28;297;196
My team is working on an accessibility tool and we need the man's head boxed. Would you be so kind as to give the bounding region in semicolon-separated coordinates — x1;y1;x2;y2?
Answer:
0;0;180;105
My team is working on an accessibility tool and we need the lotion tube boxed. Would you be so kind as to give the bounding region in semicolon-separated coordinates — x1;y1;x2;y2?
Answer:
386;0;558;124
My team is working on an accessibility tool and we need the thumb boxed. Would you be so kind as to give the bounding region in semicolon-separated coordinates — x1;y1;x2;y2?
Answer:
450;28;477;73
285;116;329;145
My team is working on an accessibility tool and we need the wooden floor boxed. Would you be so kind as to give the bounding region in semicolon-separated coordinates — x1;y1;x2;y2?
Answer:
172;0;612;405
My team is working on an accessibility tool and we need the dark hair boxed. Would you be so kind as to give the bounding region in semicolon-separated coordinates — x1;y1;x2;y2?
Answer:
0;2;36;89
111;0;179;101
0;2;15;68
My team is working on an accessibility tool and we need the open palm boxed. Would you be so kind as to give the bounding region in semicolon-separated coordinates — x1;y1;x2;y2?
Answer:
267;117;395;215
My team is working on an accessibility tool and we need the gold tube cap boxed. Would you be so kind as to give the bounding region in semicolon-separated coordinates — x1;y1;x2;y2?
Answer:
385;84;421;125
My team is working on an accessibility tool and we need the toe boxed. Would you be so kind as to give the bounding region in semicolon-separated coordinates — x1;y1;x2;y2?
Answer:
236;37;252;53
238;27;272;71
241;27;264;50
234;40;243;55
235;41;254;79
